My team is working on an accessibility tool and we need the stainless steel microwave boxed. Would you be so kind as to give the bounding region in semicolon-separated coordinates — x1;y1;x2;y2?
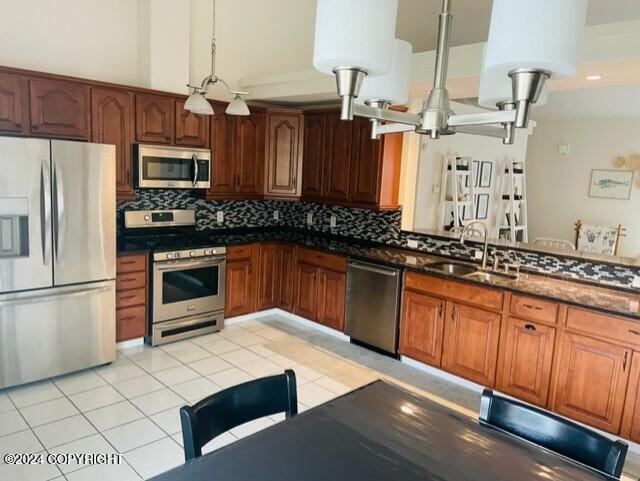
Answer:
135;144;211;189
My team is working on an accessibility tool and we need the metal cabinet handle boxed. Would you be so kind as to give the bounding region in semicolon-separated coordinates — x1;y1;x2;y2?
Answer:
119;294;137;300
348;262;398;277
120;316;138;322
438;303;443;318
523;303;543;311
451;305;457;321
624;352;629;372
524;323;537;331
629;329;640;336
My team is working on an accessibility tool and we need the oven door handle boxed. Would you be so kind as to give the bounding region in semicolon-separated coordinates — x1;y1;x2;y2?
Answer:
155;258;225;272
192;153;199;188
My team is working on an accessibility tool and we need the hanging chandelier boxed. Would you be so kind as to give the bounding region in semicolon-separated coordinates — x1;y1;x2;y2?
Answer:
313;0;588;144
185;0;250;116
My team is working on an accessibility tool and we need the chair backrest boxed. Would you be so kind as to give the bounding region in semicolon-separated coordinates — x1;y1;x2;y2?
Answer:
180;369;298;460
532;237;576;251
479;390;628;478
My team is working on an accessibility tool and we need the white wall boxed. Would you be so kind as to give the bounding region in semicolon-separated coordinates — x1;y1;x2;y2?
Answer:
0;0;140;86
526;118;640;258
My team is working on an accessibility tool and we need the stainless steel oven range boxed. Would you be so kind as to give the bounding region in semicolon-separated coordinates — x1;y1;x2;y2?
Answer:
124;209;225;346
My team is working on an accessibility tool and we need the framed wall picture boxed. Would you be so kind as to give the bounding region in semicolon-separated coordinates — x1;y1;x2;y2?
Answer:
476;193;489;219
479;161;493;188
465;160;480;188
588;169;633;200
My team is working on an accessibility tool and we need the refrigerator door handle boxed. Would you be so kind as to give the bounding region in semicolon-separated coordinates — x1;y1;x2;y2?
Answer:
53;162;65;262
192;153;199;188
40;160;51;265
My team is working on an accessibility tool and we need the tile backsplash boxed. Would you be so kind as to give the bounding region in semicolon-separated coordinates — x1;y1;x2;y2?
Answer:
117;189;640;289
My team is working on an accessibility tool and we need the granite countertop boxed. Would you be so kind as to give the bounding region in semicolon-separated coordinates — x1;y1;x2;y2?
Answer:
117;228;640;321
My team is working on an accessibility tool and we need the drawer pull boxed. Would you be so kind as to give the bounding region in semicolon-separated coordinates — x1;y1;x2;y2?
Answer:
121;278;136;283
120;316;137;322
630;329;640;336
524;323;537;331
624;352;629;372
523;303;543;311
120;260;137;265
120;294;137;300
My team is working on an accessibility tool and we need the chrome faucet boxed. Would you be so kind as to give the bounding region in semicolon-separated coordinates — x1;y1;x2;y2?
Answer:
459;220;489;270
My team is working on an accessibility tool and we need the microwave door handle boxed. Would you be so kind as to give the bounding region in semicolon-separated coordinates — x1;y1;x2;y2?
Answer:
40;160;51;265
192;153;199;187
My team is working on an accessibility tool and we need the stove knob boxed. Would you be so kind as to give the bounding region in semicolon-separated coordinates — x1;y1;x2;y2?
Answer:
166;252;174;260
144;215;151;222
203;249;211;256
190;251;197;257
174;252;181;259
211;249;217;255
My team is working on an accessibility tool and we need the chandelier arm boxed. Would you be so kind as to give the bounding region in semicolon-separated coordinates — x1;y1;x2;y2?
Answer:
447;110;516;127
210;0;217;79
353;104;421;127
455;125;508;139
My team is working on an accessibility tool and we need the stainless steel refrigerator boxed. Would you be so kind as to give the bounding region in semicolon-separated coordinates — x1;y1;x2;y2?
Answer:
0;137;116;389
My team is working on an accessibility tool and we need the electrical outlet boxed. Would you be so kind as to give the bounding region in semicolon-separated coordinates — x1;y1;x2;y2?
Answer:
216;211;224;223
273;210;280;221
633;276;640;289
473;250;483;260
406;255;417;265
407;239;418;248
432;184;440;194
330;215;337;228
306;213;313;225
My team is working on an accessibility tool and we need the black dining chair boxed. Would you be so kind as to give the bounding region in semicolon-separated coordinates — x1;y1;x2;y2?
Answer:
180;369;298;460
479;389;628;478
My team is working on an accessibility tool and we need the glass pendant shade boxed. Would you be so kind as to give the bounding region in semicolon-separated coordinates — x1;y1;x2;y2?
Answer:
185;92;214;115
358;39;412;105
313;0;398;77
483;0;588;79
226;96;250;116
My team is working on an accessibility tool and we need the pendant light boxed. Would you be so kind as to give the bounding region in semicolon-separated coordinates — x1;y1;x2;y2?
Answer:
313;0;398;120
186;0;250;116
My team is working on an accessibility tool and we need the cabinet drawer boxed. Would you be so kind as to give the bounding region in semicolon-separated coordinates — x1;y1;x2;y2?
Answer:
405;271;503;311
116;305;146;342
510;294;558;324
566;307;640;348
297;247;346;273
116;271;146;291
117;254;146;273
116;288;146;308
227;244;253;261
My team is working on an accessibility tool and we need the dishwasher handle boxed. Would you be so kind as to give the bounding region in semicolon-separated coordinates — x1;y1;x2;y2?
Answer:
348;261;398;277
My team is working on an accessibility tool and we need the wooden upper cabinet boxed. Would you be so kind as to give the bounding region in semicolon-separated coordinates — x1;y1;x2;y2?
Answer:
236;110;265;195
0;73;27;134
441;302;501;387
496;317;556;406
29;78;89;139
317;268;346;331
135;94;173;144
174;99;209;148
323;112;353;201
302;112;326;199
399;291;445;367
265;111;303;198
91;88;134;199
207;103;236;195
551;332;631;434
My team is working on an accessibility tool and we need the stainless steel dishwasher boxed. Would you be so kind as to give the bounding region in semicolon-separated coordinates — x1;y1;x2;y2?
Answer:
345;259;402;355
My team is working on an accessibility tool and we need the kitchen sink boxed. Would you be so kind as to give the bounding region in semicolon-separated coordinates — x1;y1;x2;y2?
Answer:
427;262;478;276
464;271;517;282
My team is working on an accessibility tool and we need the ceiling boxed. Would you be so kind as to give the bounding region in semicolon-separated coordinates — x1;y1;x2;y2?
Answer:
396;0;640;53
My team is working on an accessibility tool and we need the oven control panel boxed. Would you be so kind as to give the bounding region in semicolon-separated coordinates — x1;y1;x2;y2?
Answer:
154;246;226;262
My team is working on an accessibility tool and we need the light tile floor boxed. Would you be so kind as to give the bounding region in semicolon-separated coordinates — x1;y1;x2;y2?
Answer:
0;312;638;481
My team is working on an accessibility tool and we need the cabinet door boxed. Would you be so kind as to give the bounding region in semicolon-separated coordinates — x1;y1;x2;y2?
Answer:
225;260;254;317
278;245;295;312
323;112;353;201
552;332;631;433
441;303;501;387
257;243;282;310
208;104;236;194
317;268;346;331
91;88;134;200
29;78;89;139
174;99;209;148
399;291;445;367
294;262;318;320
135;94;173;144
236;111;265;194
301;113;325;199
0;73;27;134
621;352;640;442
496;317;556;406
349;116;381;205
265;112;302;197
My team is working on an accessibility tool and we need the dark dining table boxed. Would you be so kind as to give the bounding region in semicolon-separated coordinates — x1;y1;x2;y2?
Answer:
151;380;618;481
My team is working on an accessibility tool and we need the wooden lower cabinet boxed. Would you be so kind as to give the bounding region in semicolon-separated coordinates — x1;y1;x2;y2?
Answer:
115;253;147;342
551;332;631;434
621;352;640;442
441;302;501;387
294;262;318;320
496;317;556;406
399;291;445;367
277;245;295;311
257;243;282;310
317;268;345;331
225;244;256;318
